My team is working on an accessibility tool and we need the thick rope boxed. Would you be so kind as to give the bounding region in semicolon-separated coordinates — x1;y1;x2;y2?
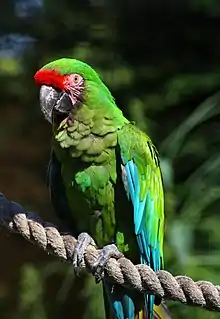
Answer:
0;193;219;312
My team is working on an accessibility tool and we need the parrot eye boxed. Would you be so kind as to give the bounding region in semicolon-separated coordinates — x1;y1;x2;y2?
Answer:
72;74;81;84
65;73;84;89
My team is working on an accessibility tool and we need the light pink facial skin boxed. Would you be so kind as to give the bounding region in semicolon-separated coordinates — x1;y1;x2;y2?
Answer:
64;73;84;106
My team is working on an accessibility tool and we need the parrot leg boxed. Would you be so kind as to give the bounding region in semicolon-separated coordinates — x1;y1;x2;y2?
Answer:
72;233;123;283
93;244;123;283
72;232;96;276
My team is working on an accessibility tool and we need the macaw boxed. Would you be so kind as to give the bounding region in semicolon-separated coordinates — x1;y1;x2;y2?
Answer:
34;58;171;319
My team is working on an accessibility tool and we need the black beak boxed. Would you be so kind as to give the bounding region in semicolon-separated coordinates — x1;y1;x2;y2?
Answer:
39;85;72;124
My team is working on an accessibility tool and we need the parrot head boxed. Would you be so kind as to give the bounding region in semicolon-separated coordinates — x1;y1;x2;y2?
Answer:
34;58;113;124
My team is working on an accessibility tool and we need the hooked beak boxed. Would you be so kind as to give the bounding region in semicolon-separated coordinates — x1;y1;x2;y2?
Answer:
39;85;72;124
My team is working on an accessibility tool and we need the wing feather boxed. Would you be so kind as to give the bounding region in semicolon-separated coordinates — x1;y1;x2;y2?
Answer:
47;151;77;233
118;124;165;318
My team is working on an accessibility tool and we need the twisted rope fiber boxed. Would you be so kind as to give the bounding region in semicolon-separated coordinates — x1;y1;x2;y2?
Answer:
0;193;220;312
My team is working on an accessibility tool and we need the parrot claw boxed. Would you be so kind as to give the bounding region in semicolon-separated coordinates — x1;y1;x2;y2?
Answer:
93;244;123;283
72;232;95;276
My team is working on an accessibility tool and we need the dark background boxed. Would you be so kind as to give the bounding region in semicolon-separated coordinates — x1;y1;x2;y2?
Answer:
1;0;220;318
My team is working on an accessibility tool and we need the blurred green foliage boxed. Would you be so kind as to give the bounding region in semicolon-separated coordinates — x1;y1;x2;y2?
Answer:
1;0;220;318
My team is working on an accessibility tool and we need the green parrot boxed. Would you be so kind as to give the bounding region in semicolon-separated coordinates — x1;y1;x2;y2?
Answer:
34;58;171;319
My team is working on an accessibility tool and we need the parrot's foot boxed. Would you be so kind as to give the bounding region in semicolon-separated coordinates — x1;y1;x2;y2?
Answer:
93;244;124;283
72;232;96;276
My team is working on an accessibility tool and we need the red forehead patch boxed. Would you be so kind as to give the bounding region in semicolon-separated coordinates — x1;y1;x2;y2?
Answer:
34;69;68;90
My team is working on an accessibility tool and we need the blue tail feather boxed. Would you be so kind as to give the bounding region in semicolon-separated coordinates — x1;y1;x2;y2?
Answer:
104;281;136;319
